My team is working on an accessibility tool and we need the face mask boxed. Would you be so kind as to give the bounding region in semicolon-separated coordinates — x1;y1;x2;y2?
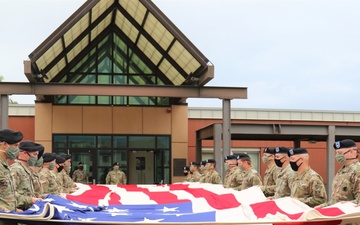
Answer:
58;165;64;172
199;167;204;173
275;157;284;168
114;165;119;170
290;159;302;171
78;166;84;170
28;156;38;166
35;157;43;167
48;162;56;170
262;156;269;164
183;172;188;176
224;163;230;172
205;165;210;170
0;146;20;160
190;167;194;173
336;149;351;165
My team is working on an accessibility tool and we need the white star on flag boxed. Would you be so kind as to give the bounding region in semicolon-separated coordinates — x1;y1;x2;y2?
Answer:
27;204;40;212
53;205;74;213
68;201;87;209
141;217;164;222
157;206;179;212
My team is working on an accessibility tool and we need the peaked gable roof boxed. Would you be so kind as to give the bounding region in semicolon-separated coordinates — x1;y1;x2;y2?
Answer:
28;0;213;86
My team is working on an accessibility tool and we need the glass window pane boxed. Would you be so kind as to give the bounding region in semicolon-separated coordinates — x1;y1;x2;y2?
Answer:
97;167;110;184
114;75;127;84
114;136;127;148
129;136;155;149
157;97;169;106
113;96;127;105
54;135;67;148
164;168;170;184
97;149;112;167
69;135;96;148
69;95;96;104
157;136;170;149
114;150;127;167
129;97;156;105
98;136;111;148
98;74;111;84
98;96;111;105
164;150;170;167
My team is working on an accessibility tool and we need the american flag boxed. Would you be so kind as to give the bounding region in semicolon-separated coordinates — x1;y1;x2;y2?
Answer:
1;183;360;224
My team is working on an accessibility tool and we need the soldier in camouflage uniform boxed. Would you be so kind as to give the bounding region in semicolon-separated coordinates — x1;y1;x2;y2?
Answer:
189;162;201;182
54;155;66;193
39;153;60;195
106;162;127;184
203;159;222;184
183;166;192;182
273;146;295;199
198;161;208;183
0;129;24;213
260;147;280;197
10;141;43;210
317;139;360;208
288;148;327;207
237;153;262;190
59;153;77;193
72;162;89;184
223;155;243;190
29;154;44;198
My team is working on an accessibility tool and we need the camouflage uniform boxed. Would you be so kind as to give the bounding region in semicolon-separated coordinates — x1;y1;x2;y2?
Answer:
190;171;201;182
183;174;192;182
0;157;17;211
61;170;76;193
9;160;35;210
198;172;208;183
241;167;262;190
261;163;280;197
204;170;222;184
318;161;360;207
39;169;60;195
290;167;327;207
223;167;243;190
72;169;88;184
29;167;43;198
273;164;295;199
106;170;127;184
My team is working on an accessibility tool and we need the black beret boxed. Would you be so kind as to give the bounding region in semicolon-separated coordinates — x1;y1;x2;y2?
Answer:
113;162;119;166
200;161;207;166
19;141;43;152
43;153;56;163
333;139;356;150
38;145;44;159
59;153;71;160
288;148;308;157
236;153;250;160
224;155;237;160
275;147;290;154
205;159;216;164
78;162;83;165
190;161;200;166
56;155;66;164
0;129;23;144
264;147;275;155
183;166;190;171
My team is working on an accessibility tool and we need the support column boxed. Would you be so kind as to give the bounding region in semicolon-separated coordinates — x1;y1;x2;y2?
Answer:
326;125;336;195
214;123;223;177
222;99;231;180
195;130;202;162
293;140;301;148
0;95;9;129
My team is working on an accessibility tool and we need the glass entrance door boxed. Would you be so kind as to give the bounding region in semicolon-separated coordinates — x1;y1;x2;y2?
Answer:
128;150;154;184
70;149;95;184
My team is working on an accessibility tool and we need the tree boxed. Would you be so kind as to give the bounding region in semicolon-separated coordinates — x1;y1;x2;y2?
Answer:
0;74;18;104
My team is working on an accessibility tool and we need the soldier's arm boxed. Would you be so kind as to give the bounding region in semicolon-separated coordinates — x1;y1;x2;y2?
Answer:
123;173;127;184
72;171;77;182
299;177;327;208
351;169;360;204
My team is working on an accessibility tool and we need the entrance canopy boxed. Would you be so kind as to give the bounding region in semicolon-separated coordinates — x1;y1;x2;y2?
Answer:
27;0;213;89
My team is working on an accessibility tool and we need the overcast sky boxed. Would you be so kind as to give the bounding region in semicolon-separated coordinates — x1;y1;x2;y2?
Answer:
1;0;360;111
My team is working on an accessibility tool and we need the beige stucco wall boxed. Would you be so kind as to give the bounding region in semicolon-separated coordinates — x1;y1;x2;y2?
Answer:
34;103;188;182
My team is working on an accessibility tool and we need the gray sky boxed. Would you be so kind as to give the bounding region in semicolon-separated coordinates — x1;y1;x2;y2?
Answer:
1;0;360;111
